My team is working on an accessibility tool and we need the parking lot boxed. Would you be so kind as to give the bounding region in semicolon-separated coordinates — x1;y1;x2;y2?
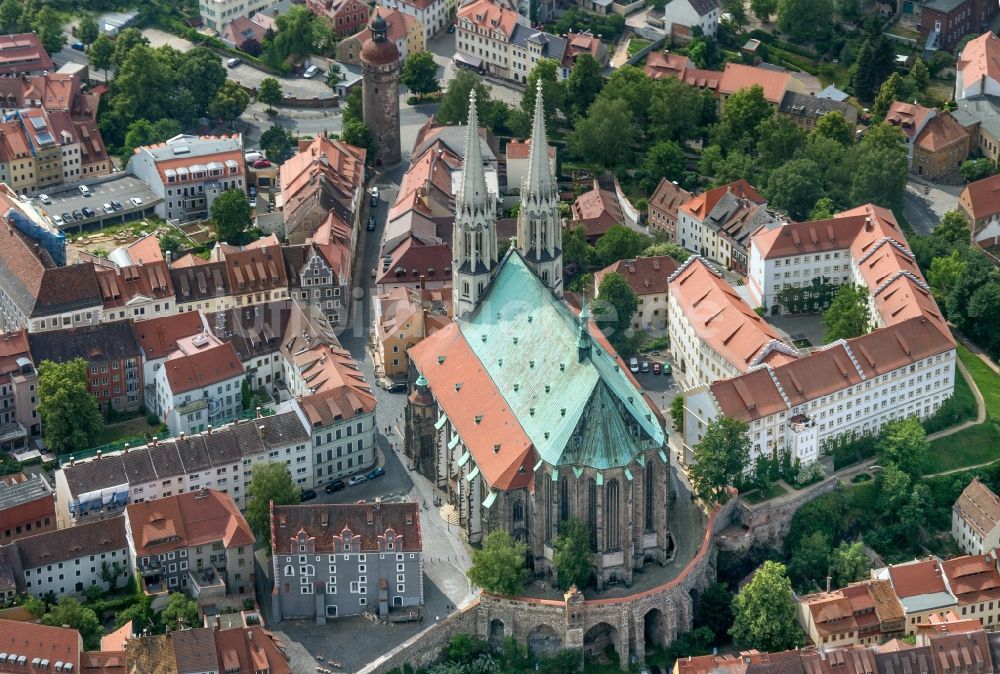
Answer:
40;176;161;231
632;354;680;417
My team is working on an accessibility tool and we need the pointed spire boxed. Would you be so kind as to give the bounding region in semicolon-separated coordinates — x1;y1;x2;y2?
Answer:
459;90;489;209
577;291;591;362
524;78;554;196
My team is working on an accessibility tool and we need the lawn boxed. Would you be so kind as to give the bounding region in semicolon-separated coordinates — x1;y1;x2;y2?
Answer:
742;482;788;504
958;344;1000;419
627;38;651;56
923;422;1000;475
92;416;164;447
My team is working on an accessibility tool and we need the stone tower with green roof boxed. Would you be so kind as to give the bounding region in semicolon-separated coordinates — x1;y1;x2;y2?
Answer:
517;79;563;296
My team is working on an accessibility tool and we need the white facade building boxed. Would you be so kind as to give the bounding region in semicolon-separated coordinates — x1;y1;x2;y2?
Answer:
379;0;446;41
662;0;720;38
199;0;276;32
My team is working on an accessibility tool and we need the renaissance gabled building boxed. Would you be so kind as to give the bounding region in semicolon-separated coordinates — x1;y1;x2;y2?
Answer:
404;84;672;589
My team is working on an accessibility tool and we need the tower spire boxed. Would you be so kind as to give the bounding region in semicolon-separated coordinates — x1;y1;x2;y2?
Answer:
459;90;489;212
523;78;554;196
577;291;591;362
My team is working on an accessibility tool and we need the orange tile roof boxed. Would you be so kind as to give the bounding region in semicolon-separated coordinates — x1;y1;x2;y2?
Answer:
888;558;948;598
458;0;519;37
348;7;416;44
960;172;1000;219
669;257;782;373
680;179;764;220
408;322;535;490
886;101;935;140
0;33;53;75
279;136;365;219
223;244;288;296
0;620;80;672
126;234;165;264
506;137;555;160
163;338;244;394
955;478;1000;538
212;627;291;674
96;261;174;309
915;111;968;152
309;210;353;281
595;256;680;297
125;489;254;556
719;63;791;103
132;312;207;360
958;32;1000;95
941;552;1000;604
649;178;693;215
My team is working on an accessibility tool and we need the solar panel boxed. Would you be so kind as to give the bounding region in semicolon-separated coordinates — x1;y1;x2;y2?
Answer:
29;116;46;130
35;131;54;146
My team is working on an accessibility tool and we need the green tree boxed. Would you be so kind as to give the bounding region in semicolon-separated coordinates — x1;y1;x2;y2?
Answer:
788;531;830;591
731;561;804;651
88;34;115;80
849;122;908;210
647;76;708;143
723;0;748;27
16;0;38;33
467;530;528;596
210;188;254;244
181;47;228;115
265;5;328;65
756;115;807;171
766;158;823;220
258;77;283;112
37;358;102;453
876;462;912;515
594;271;639;350
851;18;895;104
438;71;493;125
872;72;907;120
594;226;649;266
670;395;685;432
595;65;652;126
161;592;199;632
812;111;855;146
822;284;871;342
552;519;594;590
109;45;175;124
961;158;995;182
967;281;1000;357
751;0;778;22
42;598;102;650
23;595;45;619
522;58;564;133
829;541;870;588
947;252;994;337
715;85;772;152
33;7;66;55
565;53;604;119
323;62;342;91
936;210;972;244
777;0;833;42
0;0;21;33
878;418;929;477
340;117;375;154
644;241;691;262
400;51;439;97
260;124;296;164
809;196;837;220
121;118;182;161
694;583;734;640
100;561;124;592
570;97;635;169
114;596;153;631
563;223;591;274
640;140;685;193
159;230;186;258
908;57;929;93
245;462;300;552
929;250;966;301
689;416;751;503
79;15;100;45
344;85;363;123
210;80;251;126
111;27;149;67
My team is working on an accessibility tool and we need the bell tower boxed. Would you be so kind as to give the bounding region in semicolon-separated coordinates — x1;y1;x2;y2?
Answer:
517;79;562;295
452;91;498;318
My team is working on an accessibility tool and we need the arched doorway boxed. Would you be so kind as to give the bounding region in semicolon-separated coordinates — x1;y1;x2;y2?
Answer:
644;608;666;651
488;618;505;650
583;622;621;664
527;624;562;657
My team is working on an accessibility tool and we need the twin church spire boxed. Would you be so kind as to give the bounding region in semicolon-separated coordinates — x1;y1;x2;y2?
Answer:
452;81;563;318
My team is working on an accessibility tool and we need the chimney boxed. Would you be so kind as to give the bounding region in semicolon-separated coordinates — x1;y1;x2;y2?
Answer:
826;576;831;593
96;450;102;460
179;432;185;441
256;406;262;419
207;424;212;434
259;424;267;440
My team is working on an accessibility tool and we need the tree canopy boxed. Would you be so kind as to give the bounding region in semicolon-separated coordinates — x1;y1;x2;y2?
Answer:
41;598;103;650
552;519;594;590
689;416;751;503
400;51;439;96
594;271;638;351
731;561;804;651
38;358;102;453
822;284;872;343
211;188;254;244
210;80;251;125
877;417;929;477
467;530;528;595
258;77;283;111
162;592;200;632
245;462;300;552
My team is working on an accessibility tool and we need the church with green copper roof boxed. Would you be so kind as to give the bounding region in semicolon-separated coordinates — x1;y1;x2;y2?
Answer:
405;84;672;590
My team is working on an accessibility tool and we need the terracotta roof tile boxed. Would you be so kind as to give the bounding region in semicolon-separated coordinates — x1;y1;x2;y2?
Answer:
915;112;969;152
0;34;53;75
886;101;935;140
958;32;1000;96
954;478;1000;539
960;172;1000;220
719;63;791;103
272;502;421;554
595;256;680;296
0;620;80;673
131;312;206;360
163;338;244;394
125;489;254;556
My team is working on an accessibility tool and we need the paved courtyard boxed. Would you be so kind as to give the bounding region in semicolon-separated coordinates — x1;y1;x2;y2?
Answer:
904;178;960;235
766;313;827;350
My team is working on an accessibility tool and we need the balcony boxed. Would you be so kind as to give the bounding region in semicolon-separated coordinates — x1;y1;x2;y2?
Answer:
188;567;226;599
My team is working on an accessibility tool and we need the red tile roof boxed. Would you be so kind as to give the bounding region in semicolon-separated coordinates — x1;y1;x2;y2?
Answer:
272;502;422;554
0;34;53;76
681;179;764;221
213;627;291;674
888;558;948;598
941;552;1000;605
595;256;680;297
719;63;791;103
280;136;365;222
960;172;1000;220
131;312;207;360
916;111;968;152
125;489;254;557
954;478;1000;538
96;261;174;309
0;620;80;673
163;338;244;394
958;32;1000;95
886;101;935;140
649;178;693;216
458;0;519;37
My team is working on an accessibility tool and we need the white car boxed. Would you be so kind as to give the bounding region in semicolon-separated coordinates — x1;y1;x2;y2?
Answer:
38;194;51;204
129;197;143;207
249;197;257;208
371;186;379;200
303;65;320;79
79;185;90;196
348;474;366;486
103;202;114;214
51;215;64;226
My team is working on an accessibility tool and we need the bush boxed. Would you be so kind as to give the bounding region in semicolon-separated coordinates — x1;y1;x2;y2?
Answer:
146;413;160;426
794;461;826;487
827;433;878;469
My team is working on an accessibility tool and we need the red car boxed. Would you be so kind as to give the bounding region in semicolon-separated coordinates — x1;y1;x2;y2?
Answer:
652;362;662;375
253;158;272;168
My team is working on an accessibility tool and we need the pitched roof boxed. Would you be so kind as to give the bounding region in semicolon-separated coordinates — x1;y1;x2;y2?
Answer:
958;32;1000;94
719;63;791;103
961;172;1000;219
915;111;968;152
680;180;764;221
125;489;254;556
669;257;782;373
886;558;950;599
644;51;693;80
29;321;141;365
170;262;230;304
779;90;856;120
96;260;174;309
955;478;1000;538
886;101;935;140
14;516;128;569
649;178;693;216
272;502;421;554
348;7;416;45
595;256;680;297
162;337;244;394
280;136;365;222
212;627;291;674
458;0;519;37
0;34;54;76
0;620;80;674
941;551;1000;605
131;312;207;360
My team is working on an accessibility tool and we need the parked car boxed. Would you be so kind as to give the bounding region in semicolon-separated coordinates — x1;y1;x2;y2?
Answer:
371;186;379;199
447;23;455;33
663;362;671;374
367;215;376;231
303;64;320;79
252;159;272;168
348;474;367;486
629;357;639;373
78;185;90;196
103;202;114;214
38;194;51;204
386;381;407;393
370;194;378;207
72;209;83;221
227;57;241;68
248;186;256;198
62;212;74;223
249;197;257;208
299;489;318;502
129;197;143;207
71;41;85;51
51;215;64;226
367;466;385;480
111;200;123;211
640;361;650;373
81;207;96;218
324;479;346;494
652;362;661;375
